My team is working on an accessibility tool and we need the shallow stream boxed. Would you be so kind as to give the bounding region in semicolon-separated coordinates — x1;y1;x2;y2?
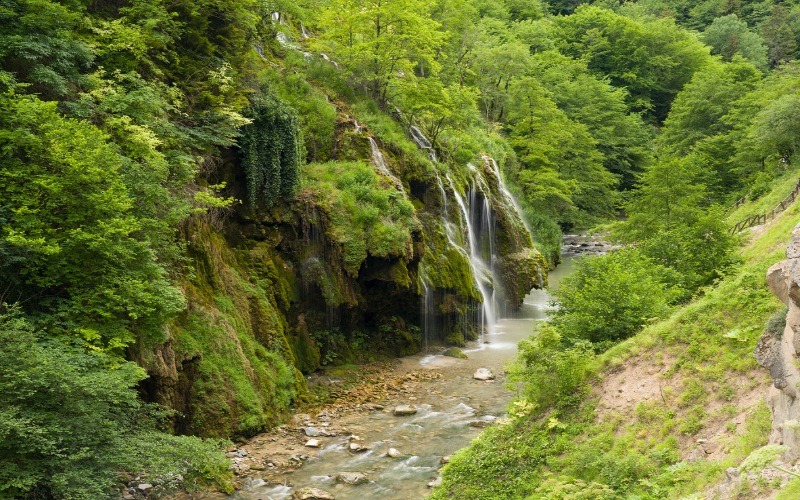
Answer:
233;258;575;500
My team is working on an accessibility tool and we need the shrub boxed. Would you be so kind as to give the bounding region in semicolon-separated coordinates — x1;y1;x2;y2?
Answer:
550;248;681;348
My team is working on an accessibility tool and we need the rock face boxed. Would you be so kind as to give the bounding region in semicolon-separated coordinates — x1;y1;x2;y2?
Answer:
755;222;800;458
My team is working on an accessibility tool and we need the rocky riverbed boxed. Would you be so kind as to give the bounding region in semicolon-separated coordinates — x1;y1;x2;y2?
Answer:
180;257;575;500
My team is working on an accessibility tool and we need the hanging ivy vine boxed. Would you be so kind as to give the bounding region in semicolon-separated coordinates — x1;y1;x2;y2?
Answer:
239;91;303;206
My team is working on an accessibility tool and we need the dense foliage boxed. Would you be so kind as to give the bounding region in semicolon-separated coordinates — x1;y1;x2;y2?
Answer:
0;309;232;499
239;92;303;206
3;0;800;496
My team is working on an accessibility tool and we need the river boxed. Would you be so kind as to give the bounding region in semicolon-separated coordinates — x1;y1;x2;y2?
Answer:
230;257;576;500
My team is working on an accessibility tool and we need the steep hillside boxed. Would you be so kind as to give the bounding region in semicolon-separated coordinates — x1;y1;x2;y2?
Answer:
433;175;800;499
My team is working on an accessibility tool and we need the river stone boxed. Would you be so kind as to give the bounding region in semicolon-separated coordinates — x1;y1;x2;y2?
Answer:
443;347;468;359
305;439;321;448
473;368;495;380
349;442;369;453
393;405;417;416
386;447;403;458
336;472;368;485
428;476;443;488
293;487;335;500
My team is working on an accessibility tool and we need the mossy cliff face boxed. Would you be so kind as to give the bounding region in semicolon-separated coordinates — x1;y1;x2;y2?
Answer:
131;219;301;439
133;107;545;439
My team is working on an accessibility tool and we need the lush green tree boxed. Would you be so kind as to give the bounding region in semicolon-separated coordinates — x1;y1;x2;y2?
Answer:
701;14;769;70
659;58;762;159
393;77;480;146
507;76;619;225
469;18;532;122
313;0;445;103
621;155;738;293
0;89;184;350
549;248;679;347
0;0;92;97
553;5;711;121
760;4;799;66
530;50;653;189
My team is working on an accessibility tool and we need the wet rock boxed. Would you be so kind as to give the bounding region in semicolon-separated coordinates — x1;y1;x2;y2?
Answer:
443;347;468;359
440;455;451;464
386;448;403;458
349;442;369;453
304;426;335;437
293;487;335;500
428;476;443;488
305;439;321;448
336;472;368;485
473;368;495;381
393;405;417;416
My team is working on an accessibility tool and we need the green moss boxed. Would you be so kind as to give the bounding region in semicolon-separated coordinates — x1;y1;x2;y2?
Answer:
443;347;468;359
170;221;304;438
301;161;418;280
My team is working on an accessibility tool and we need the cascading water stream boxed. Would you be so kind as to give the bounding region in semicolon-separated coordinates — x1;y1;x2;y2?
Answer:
368;137;405;194
482;155;534;238
446;173;496;337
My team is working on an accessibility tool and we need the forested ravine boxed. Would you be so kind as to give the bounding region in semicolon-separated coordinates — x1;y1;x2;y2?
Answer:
227;257;576;500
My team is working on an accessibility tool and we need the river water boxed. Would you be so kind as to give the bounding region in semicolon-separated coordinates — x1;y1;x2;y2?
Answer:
233;258;575;500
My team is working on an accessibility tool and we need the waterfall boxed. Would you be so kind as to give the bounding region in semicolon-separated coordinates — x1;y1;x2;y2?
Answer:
409;126;437;162
368;137;405;194
482;155;533;238
300;22;311;39
447;173;497;336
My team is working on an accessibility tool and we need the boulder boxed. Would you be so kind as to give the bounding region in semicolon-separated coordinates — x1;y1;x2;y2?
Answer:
393;405;417;416
473;368;495;380
443;347;468;359
336;472;368;485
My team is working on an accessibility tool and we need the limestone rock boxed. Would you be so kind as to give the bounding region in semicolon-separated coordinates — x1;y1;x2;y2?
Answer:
293;487;335;500
336;472;368;485
393;405;417;416
473;368;495;380
137;483;153;491
349;442;369;453
756;222;800;459
305;439;321;448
